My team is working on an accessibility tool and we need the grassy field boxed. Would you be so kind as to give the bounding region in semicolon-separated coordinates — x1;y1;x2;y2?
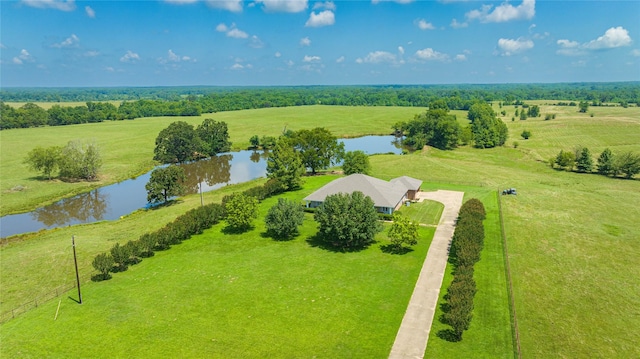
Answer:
1;103;639;358
0;105;425;216
0;175;440;358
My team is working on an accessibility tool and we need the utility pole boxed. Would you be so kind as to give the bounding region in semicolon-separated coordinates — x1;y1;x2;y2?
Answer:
72;235;82;304
199;181;204;207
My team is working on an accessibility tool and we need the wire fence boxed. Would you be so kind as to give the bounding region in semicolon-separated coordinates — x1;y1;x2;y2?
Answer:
0;272;93;324
497;190;522;359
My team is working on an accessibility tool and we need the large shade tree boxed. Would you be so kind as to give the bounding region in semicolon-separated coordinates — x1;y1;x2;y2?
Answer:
196;118;231;157
154;121;202;164
314;191;382;251
145;165;187;204
291;127;345;174
342;150;371;175
468;103;508;148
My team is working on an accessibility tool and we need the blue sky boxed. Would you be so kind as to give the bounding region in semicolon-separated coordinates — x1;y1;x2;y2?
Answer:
1;0;639;87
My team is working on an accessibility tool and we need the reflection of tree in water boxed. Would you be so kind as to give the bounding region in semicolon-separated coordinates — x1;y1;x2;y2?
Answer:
250;151;261;163
32;190;109;226
181;154;232;194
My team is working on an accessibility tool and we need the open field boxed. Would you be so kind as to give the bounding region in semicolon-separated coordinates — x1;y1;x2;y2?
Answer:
0;105;425;216
0;175;440;357
1;103;639;357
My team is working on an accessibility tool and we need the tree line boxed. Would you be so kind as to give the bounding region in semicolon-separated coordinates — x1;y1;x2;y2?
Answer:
552;147;640;179
399;100;507;150
3;82;638;130
440;198;486;341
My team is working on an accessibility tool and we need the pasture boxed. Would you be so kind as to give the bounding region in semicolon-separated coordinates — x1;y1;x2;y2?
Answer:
0;105;425;216
1;103;639;358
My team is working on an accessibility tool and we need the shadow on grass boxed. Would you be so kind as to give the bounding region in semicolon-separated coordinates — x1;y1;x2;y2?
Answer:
91;273;112;282
146;199;183;211
379;244;414;255
260;231;297;241
305;233;373;253
222;225;254;235
437;329;461;342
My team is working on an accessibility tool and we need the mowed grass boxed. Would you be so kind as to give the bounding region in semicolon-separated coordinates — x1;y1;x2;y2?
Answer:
369;102;640;357
0;175;439;358
394;199;444;226
0;105;424;216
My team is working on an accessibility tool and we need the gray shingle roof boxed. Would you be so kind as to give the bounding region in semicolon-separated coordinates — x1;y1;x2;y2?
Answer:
303;174;422;208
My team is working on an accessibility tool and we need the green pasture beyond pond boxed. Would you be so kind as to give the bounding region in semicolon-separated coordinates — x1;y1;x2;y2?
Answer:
0;105;425;216
1;103;639;358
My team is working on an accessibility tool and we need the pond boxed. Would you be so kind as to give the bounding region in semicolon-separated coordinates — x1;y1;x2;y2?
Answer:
0;136;403;238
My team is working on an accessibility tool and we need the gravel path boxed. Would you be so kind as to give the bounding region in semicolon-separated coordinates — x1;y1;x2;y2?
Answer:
388;190;464;359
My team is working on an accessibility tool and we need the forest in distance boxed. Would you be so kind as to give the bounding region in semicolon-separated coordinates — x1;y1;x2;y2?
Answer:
1;82;638;130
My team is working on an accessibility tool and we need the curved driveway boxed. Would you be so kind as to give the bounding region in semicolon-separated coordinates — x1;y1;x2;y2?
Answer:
389;190;464;359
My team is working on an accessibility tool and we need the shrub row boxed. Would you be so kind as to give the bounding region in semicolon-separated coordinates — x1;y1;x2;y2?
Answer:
441;198;486;341
92;177;286;281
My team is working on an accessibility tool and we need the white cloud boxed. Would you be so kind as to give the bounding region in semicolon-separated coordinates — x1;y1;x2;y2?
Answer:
215;23;228;32
336;56;345;63
398;46;405;55
256;0;308;13
450;18;468;29
631;49;640;57
205;0;242;12
120;50;140;63
466;0;535;23
231;63;244;70
0;43;6;49
85;5;95;18
227;28;248;39
52;34;79;48
356;51;397;64
275;51;282;58
21;0;76;11
455;54;467;61
305;10;335;27
556;27;632;56
286;60;295;66
84;50;100;57
313;1;335;10
497;38;534;56
300;37;311;46
303;55;321;62
416;19;435;30
415;48;449;61
584;26;632;49
13;49;34;65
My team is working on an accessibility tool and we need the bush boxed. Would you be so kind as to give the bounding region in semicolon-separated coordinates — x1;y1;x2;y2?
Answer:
521;130;531;140
265;198;305;240
92;253;114;281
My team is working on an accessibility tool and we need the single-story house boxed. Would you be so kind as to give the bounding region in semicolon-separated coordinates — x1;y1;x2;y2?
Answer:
303;174;423;215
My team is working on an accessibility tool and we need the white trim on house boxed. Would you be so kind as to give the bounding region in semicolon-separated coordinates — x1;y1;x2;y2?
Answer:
303;174;422;214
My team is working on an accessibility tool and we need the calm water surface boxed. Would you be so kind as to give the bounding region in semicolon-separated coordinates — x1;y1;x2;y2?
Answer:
0;136;401;238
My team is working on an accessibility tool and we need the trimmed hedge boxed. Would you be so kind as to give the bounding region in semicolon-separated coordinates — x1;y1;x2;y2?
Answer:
440;198;486;341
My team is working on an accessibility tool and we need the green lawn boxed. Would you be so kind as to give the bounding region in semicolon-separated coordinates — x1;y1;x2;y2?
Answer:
0;105;424;216
394;200;444;226
0;175;439;358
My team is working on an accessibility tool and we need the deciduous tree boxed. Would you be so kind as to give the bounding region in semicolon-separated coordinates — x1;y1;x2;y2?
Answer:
154;121;202;164
314;191;382;251
292;127;345;174
342;150;370;175
92;253;114;280
145;165;186;204
224;193;259;231
196;118;231;156
387;213;419;253
24;146;62;179
265;198;305;240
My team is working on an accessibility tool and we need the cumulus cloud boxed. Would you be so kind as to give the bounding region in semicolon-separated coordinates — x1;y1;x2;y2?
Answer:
21;0;76;11
215;23;228;32
51;34;79;48
416;19;435;30
275;51;282;57
631;49;640;57
84;50;100;57
231;63;245;70
249;35;264;48
303;55;321;62
466;0;535;23
455;54;467;61
398;46;405;55
313;1;335;10
300;37;311;46
415;48;449;61
497;38;534;56
12;49;34;65
336;56;345;63
450;18;468;29
306;10;335;27
356;51;397;64
557;27;632;56
120;50;140;63
584;26;632;49
256;0;308;13
84;5;95;18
